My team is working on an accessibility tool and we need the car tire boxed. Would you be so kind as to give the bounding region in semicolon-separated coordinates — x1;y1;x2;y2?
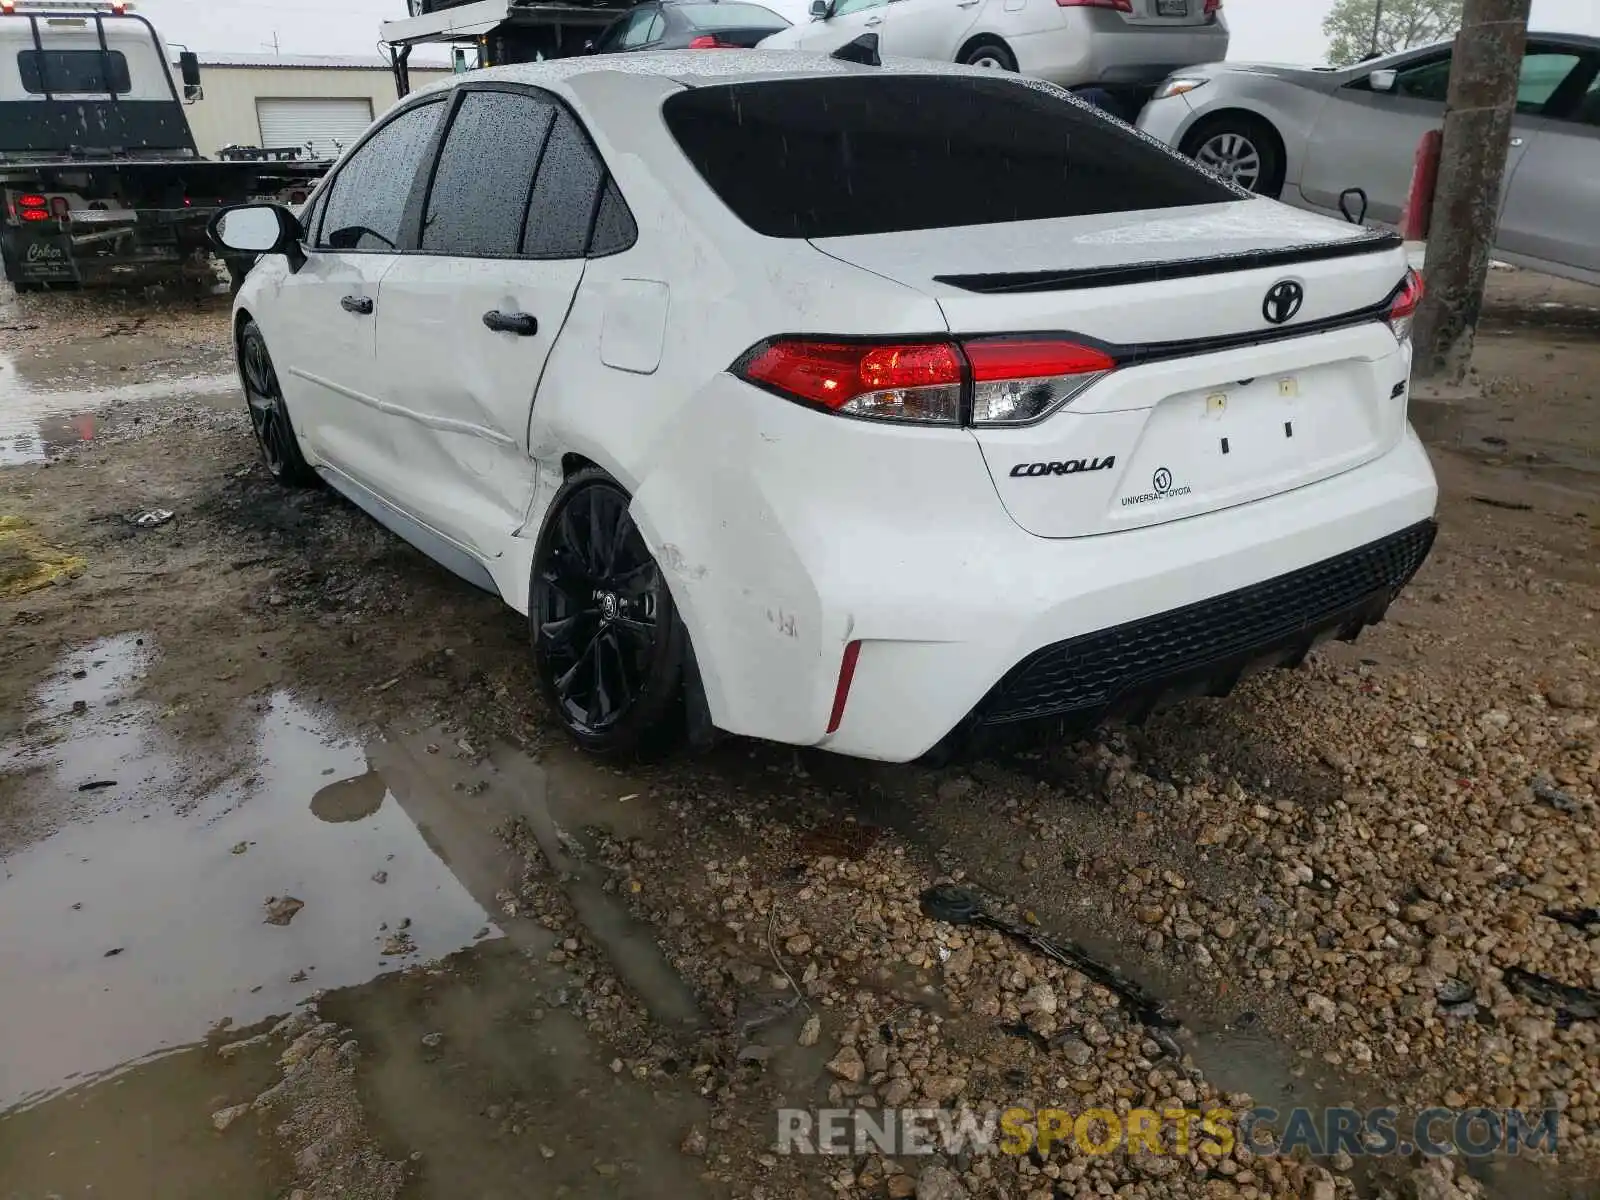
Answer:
238;319;318;487
529;467;688;758
1181;114;1286;199
959;38;1017;72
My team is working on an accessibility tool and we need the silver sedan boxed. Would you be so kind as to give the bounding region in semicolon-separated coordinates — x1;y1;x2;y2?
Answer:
1136;33;1600;287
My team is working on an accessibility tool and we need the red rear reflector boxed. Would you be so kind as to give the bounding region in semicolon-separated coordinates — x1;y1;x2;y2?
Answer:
826;640;862;735
687;34;729;47
1056;0;1133;9
1203;0;1221;12
740;339;962;410
21;208;50;222
49;196;69;218
19;193;47;208
963;338;1116;381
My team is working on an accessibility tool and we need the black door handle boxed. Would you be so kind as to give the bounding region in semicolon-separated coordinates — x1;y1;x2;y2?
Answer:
482;310;538;336
340;295;374;315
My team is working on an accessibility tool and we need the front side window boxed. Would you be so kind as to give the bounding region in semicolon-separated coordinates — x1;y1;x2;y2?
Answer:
422;89;557;257
663;75;1237;240
18;49;130;94
317;100;443;251
1393;55;1451;102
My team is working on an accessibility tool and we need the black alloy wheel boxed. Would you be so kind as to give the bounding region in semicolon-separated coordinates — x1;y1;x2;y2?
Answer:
530;468;686;755
239;320;317;486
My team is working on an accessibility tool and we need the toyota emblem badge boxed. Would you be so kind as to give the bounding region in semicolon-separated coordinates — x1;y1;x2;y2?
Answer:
1263;279;1305;326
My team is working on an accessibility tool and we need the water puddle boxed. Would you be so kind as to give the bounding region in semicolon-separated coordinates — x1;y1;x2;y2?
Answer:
0;635;499;1113
0;346;236;465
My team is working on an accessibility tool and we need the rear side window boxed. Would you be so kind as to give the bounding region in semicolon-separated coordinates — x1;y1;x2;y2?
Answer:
522;110;606;258
318;100;442;251
662;75;1238;239
423;90;557;256
18;49;131;95
677;2;788;26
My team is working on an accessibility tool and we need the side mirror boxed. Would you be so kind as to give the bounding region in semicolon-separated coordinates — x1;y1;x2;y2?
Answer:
178;50;202;101
1368;68;1397;93
208;204;305;271
809;0;830;19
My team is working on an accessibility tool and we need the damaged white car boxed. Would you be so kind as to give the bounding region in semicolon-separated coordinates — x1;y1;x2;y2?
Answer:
212;50;1438;764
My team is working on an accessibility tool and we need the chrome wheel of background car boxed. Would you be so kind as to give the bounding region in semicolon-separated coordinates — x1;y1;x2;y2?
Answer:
1194;132;1263;191
238;321;317;487
531;473;683;747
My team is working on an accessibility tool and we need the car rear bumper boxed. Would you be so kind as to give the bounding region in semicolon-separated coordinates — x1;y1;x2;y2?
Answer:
1023;12;1229;87
972;517;1435;728
633;376;1439;762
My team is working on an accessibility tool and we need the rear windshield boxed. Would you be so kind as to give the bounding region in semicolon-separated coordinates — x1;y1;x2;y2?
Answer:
18;49;132;95
662;75;1238;239
677;2;787;26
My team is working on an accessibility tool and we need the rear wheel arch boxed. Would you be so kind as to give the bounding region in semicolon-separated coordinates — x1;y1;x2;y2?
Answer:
1180;109;1288;198
527;464;691;757
957;35;1018;72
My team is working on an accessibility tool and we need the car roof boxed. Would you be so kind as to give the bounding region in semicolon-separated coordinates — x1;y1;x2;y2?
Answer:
406;48;1024;108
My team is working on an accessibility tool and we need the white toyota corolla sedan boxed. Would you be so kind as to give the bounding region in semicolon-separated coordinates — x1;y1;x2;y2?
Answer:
210;49;1438;764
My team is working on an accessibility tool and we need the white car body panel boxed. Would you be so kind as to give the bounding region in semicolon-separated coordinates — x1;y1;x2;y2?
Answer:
761;0;1227;88
233;52;1436;763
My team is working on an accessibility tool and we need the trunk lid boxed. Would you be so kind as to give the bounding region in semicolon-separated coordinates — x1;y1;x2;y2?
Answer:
811;200;1414;539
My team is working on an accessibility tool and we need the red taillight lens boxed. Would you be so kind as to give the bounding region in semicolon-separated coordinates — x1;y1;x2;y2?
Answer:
1387;269;1424;342
735;335;1116;425
1056;0;1133;9
687;34;731;47
1203;0;1221;13
21;208;50;223
739;339;964;423
19;194;47;208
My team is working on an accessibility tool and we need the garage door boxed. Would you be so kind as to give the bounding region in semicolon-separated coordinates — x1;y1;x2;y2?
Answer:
256;98;375;161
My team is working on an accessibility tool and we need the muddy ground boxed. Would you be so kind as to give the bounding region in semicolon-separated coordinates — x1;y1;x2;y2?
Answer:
0;274;1597;1200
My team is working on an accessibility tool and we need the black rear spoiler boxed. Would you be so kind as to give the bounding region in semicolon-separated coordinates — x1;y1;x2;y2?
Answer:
933;230;1405;295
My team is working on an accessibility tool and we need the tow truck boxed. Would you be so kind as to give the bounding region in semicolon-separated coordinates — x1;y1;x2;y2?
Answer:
0;0;330;290
383;0;637;97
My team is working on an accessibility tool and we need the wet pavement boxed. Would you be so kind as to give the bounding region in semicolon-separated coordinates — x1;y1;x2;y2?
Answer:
0;634;497;1112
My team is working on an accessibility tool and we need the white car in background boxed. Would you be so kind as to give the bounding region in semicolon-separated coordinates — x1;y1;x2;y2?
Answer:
760;0;1227;109
212;51;1436;765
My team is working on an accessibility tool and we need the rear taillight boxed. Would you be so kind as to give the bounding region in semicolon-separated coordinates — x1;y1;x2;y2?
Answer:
1203;0;1221;13
19;193;47;209
734;336;1115;426
687;34;733;47
20;194;50;222
738;339;964;423
965;337;1116;425
1387;269;1424;343
1056;0;1133;9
